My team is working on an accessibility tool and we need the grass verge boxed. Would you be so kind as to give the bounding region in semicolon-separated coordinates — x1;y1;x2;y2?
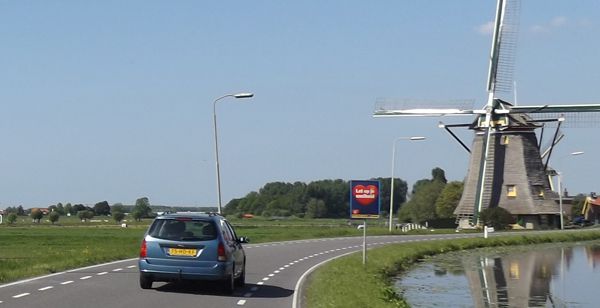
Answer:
304;230;600;308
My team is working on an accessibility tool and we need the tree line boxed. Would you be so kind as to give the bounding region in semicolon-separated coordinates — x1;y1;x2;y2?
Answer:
2;197;154;225
224;167;465;223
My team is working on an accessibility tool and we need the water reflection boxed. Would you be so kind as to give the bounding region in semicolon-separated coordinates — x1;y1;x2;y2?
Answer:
397;241;600;308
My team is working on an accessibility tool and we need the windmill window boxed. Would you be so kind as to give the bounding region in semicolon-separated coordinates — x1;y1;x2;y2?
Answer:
507;185;517;197
535;185;544;197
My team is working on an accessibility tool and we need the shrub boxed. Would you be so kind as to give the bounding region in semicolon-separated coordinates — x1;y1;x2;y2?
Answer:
7;213;17;224
112;212;125;223
479;207;515;230
48;211;60;224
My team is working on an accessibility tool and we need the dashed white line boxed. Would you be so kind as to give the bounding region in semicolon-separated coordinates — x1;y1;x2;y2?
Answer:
112;268;123;272
127;265;136;268
262;277;269;281
236;299;246;305
80;276;92;280
257;282;264;285
274;270;280;273
97;272;108;276
61;281;74;285
268;274;274;277
38;286;54;291
13;293;30;298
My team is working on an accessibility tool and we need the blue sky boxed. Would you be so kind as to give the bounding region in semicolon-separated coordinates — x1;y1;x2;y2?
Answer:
1;1;599;208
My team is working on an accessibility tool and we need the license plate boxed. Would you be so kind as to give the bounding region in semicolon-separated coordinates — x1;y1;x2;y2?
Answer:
168;248;197;257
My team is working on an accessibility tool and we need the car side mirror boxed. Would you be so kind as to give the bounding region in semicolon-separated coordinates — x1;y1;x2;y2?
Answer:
238;237;249;244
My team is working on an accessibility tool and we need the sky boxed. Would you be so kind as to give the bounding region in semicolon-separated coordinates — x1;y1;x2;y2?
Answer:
1;0;599;208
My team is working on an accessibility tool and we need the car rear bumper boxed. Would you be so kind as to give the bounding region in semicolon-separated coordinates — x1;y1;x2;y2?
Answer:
138;259;232;281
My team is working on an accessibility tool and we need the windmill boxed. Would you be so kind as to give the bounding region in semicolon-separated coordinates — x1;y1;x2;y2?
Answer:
374;0;600;229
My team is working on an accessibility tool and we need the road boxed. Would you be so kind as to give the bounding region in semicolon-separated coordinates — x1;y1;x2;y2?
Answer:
0;232;481;308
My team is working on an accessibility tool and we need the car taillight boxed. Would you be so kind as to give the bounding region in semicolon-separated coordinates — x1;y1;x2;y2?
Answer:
140;239;147;258
217;242;227;262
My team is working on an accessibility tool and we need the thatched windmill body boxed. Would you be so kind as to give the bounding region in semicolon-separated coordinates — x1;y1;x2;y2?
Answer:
374;0;600;228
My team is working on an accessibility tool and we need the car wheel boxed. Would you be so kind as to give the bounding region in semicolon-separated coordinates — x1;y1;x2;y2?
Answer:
223;267;235;294
235;262;246;287
139;273;153;289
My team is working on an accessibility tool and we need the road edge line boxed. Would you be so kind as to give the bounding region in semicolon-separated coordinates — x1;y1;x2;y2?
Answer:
291;251;358;308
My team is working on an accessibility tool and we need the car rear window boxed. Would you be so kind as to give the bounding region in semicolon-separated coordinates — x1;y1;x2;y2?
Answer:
148;219;217;241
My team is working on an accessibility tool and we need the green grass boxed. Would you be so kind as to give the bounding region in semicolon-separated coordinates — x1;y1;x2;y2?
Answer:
0;226;147;283
305;230;600;308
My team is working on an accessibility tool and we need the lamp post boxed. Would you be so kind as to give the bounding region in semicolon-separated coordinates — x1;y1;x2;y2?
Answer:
557;151;584;230
213;92;254;214
389;136;426;232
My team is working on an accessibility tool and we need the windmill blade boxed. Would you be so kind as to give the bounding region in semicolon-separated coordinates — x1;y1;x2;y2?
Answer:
508;104;600;113
487;0;521;98
373;98;476;117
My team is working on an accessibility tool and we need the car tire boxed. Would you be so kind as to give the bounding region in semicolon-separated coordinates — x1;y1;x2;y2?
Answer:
139;273;153;289
223;267;235;294
235;262;246;287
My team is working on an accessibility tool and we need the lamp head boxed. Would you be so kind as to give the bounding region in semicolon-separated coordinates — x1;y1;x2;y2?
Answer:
233;93;254;99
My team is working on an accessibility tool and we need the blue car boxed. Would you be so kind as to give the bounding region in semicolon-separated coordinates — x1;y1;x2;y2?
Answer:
138;212;248;293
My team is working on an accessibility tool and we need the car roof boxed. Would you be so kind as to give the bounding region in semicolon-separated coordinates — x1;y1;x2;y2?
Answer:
156;212;223;220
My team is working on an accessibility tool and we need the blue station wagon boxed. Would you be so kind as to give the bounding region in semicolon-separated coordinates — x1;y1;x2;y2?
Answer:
138;212;248;293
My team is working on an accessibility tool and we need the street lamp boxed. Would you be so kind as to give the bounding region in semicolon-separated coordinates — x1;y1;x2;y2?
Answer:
213;92;254;214
557;151;585;230
389;136;426;232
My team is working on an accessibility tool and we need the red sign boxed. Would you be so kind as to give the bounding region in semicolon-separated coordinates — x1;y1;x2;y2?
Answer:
353;185;378;206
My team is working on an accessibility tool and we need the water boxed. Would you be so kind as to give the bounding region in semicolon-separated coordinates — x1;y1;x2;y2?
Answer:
396;241;600;307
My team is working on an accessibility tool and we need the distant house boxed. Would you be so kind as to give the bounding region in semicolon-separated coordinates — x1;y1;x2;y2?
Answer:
583;194;600;224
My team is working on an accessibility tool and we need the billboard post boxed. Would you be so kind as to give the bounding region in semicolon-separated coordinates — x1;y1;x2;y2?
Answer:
350;180;381;265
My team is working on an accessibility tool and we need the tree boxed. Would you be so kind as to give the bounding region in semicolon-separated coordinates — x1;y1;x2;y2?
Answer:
94;201;111;216
111;203;125;214
30;208;43;223
131;209;143;222
305;198;327;218
133;197;152;219
72;204;86;214
435;181;464;218
64;203;73;215
113;211;125;223
479;207;515;230
17;205;25;216
48;211;60;224
398;168;447;224
78;210;94;222
7;213;17;224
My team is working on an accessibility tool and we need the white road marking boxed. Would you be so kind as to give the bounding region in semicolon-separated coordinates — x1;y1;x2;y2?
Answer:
0;258;137;290
284;265;290;268
13;293;30;298
279;267;285;270
61;281;74;285
262;277;269;281
127;265;136;268
38;286;54;291
80;276;92;280
274;270;280;273
112;268;123;272
257;282;264;285
236;299;246;305
268;274;274;277
97;272;108;275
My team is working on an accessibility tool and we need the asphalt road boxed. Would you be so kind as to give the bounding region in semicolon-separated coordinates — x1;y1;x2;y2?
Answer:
0;232;482;308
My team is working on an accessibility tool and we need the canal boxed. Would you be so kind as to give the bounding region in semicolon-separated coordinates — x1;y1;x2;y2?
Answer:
396;240;600;307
